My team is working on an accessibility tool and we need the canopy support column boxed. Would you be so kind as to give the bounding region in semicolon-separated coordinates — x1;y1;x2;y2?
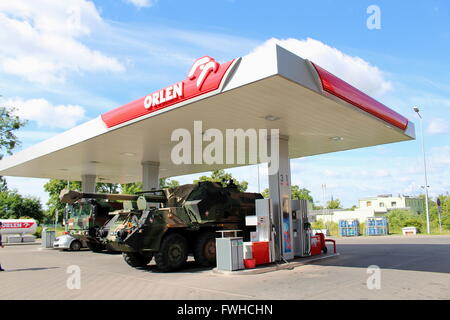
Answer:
268;135;294;261
142;161;160;191
81;174;96;193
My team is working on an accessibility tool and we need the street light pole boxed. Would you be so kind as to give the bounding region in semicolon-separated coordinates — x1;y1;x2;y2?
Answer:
413;107;431;234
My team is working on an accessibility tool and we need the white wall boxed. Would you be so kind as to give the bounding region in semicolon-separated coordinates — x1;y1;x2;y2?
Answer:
359;196;406;211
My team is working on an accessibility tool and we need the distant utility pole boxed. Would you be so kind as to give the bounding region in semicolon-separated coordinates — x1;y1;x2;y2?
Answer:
413;106;431;234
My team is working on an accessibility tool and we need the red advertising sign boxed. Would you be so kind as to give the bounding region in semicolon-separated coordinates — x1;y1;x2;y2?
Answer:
312;62;409;131
101;56;236;128
2;222;35;229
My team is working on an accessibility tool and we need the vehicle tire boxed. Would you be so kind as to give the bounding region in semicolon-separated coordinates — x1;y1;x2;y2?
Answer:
122;252;153;268
70;240;82;251
322;246;328;254
154;233;188;272
86;241;105;253
193;231;217;267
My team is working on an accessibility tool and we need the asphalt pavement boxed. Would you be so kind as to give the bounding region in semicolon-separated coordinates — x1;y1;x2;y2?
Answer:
1;235;449;300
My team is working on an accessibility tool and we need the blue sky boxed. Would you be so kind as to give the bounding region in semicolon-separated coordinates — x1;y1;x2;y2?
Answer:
1;0;449;208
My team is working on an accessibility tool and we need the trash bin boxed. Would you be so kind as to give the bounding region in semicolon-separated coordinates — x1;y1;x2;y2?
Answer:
216;237;244;271
41;228;56;248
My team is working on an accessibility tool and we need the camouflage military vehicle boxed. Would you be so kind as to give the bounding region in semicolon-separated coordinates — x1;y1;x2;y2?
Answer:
59;190;148;252
104;181;263;272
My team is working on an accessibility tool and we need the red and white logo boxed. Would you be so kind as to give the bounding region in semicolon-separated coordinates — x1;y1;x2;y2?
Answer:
2;222;35;229
101;56;237;128
187;56;220;90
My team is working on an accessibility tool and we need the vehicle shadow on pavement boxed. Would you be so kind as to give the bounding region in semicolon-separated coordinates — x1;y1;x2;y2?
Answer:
4;267;61;272
94;250;122;255
310;243;450;274
139;261;213;274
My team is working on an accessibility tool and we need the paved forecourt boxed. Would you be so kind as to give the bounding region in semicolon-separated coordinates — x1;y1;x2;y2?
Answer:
1;235;450;300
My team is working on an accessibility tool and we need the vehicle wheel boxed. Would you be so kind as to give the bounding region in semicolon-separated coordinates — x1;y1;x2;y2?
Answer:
322;246;328;254
122;252;153;268
87;241;105;253
194;231;217;267
70;240;82;251
154;233;188;272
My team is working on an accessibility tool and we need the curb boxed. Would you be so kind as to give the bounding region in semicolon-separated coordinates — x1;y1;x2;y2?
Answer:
212;253;340;275
4;242;41;246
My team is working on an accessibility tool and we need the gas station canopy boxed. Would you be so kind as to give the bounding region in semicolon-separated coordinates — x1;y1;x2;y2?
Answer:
0;44;415;183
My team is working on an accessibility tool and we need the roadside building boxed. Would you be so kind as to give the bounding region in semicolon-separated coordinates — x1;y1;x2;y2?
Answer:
312;195;424;223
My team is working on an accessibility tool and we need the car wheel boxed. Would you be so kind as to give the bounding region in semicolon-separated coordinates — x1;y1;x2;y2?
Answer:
70;240;82;251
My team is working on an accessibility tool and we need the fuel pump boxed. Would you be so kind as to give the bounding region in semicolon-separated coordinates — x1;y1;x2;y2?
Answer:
292;200;312;257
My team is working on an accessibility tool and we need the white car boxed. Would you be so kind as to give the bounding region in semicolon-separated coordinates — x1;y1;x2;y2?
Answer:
53;234;86;251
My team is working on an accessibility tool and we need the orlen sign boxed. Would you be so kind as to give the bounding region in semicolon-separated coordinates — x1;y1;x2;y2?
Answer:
101;56;237;128
0;219;37;235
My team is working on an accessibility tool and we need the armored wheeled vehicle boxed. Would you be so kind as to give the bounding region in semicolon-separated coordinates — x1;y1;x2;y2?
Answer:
58;189;148;252
104;181;263;272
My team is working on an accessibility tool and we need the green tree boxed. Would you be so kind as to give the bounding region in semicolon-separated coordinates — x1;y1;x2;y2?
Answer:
326;198;342;209
261;186;314;203
121;182;143;194
160;178;180;188
387;209;424;233
194;170;248;192
0;106;27;191
121;178;180;194
43;179;81;222
291;186;314;202
0;177;6;192
96;183;120;194
429;195;450;232
0;190;44;222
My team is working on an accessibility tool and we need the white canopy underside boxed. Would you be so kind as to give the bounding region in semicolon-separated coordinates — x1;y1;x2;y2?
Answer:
0;45;414;183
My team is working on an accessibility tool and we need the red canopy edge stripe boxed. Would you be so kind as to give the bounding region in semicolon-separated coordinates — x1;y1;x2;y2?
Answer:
101;59;236;128
311;62;408;131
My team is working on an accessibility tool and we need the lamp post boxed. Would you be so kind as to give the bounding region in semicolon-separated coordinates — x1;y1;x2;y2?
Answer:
413;106;431;234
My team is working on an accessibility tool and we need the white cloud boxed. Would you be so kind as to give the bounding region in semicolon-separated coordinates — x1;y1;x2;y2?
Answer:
0;0;124;84
427;118;450;134
7;98;87;129
125;0;156;8
430;146;450;167
249;38;393;97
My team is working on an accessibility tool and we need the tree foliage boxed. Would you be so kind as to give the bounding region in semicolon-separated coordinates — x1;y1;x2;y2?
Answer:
0;106;27;191
194;170;248;192
261;186;314;203
121;182;143;194
0;190;44;222
0;106;26;156
326;198;342;209
120;178;180;194
291;186;314;202
96;183;120;194
387;209;425;233
0;178;6;192
44;179;81;221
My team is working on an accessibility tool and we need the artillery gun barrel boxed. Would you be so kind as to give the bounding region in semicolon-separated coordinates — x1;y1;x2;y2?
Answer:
59;189;166;204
